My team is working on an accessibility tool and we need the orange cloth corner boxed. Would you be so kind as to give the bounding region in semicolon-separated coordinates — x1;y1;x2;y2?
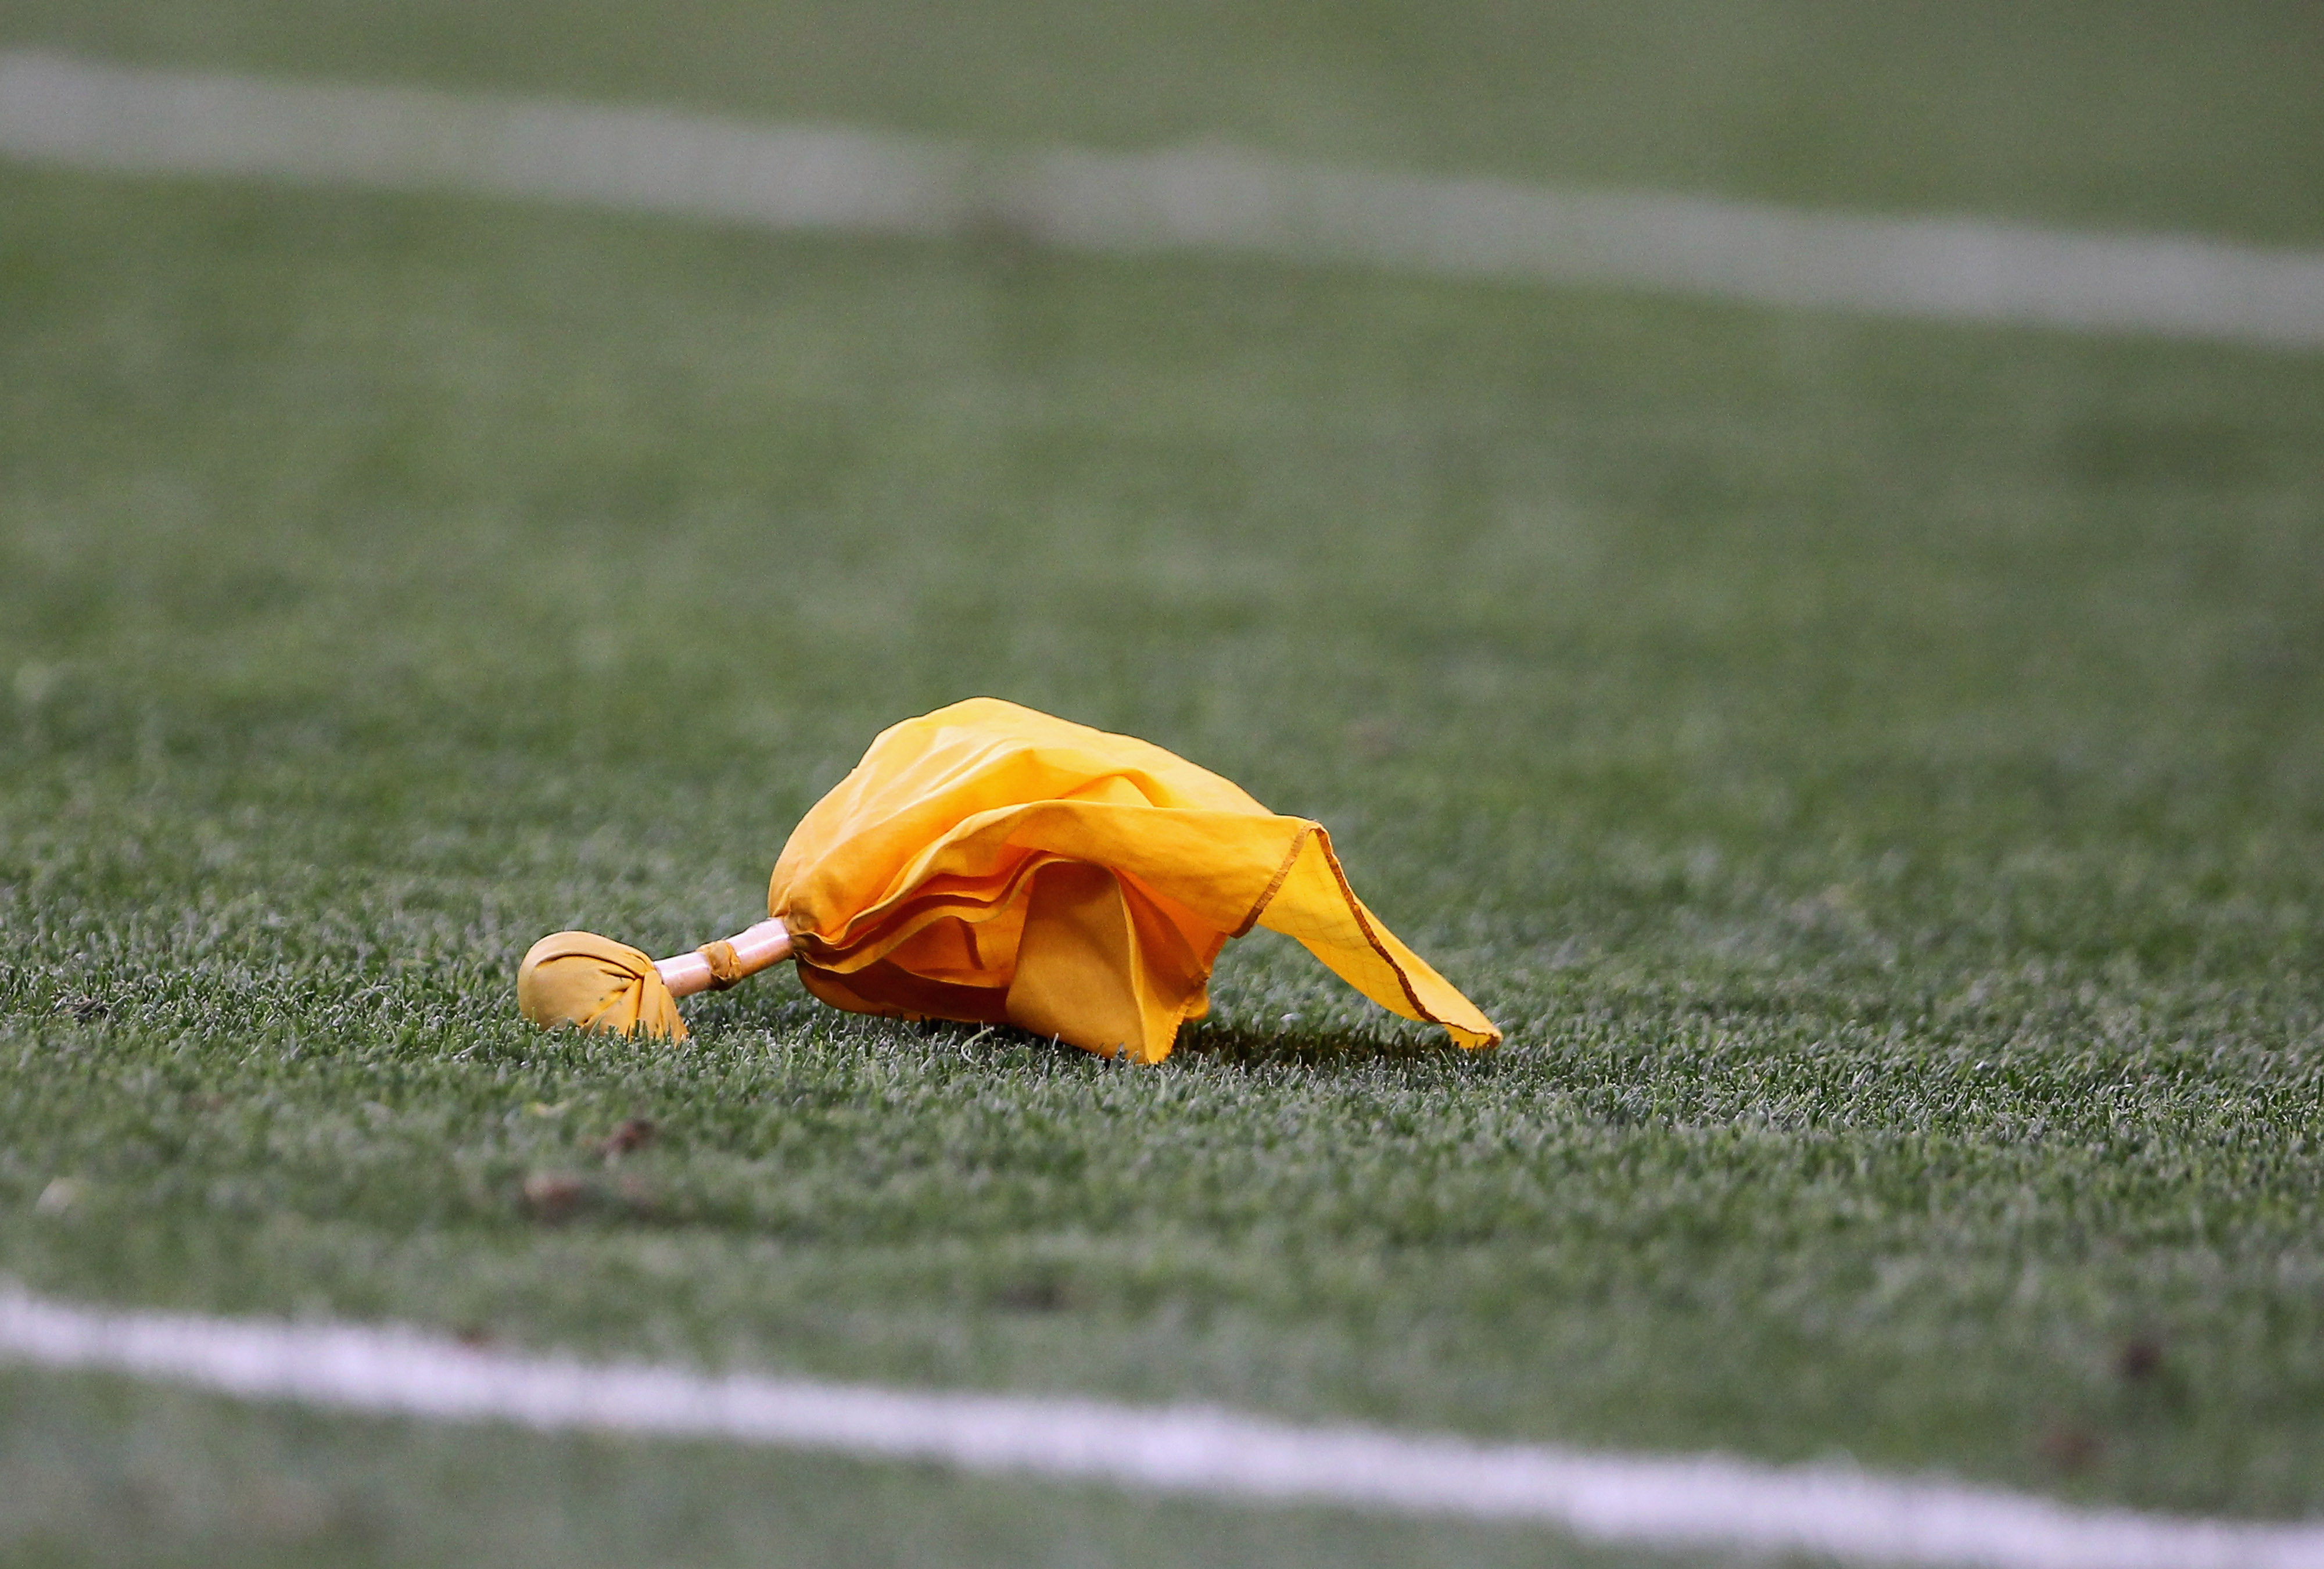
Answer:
769;698;1499;1062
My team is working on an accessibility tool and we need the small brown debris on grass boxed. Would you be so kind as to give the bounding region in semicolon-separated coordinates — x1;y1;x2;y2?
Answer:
2036;1421;2102;1474
519;1171;585;1222
994;1277;1070;1313
2115;1337;2165;1381
598;1117;657;1158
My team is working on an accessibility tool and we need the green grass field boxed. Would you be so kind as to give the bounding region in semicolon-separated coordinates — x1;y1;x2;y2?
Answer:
4;3;2324;1564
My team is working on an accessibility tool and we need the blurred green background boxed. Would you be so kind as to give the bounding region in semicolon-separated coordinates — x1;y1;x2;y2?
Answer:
11;0;2324;241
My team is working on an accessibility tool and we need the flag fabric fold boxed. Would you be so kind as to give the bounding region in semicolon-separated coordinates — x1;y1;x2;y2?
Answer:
769;698;1498;1062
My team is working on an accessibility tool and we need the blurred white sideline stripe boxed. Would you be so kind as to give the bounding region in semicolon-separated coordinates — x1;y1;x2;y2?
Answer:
5;52;2324;350
5;1289;2322;1569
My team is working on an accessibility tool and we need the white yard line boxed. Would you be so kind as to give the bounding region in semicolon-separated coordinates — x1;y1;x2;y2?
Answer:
1;1288;2319;1569
3;51;2323;349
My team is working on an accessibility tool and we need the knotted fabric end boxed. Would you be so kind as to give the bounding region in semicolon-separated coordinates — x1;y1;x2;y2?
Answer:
517;931;687;1041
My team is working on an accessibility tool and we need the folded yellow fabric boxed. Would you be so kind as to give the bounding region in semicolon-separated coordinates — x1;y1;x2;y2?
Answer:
517;930;687;1041
769;698;1498;1062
